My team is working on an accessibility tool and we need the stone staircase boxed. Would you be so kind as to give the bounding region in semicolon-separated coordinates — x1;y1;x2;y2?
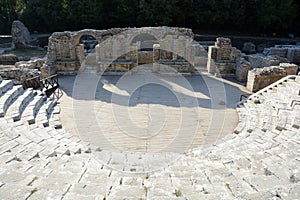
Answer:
0;75;299;199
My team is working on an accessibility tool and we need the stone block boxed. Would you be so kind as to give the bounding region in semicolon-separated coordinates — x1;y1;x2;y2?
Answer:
279;63;298;75
216;37;231;48
269;47;288;58
207;38;239;75
246;66;287;92
246;54;280;69
236;59;251;82
138;51;153;65
0;54;18;65
215;62;236;75
153;44;160;63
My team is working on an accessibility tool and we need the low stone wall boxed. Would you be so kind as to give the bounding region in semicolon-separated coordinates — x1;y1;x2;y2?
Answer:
245;54;281;69
267;45;300;64
0;67;41;82
246;64;298;92
0;54;19;65
15;58;45;69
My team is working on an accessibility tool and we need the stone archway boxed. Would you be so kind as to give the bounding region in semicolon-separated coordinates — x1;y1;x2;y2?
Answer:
47;27;197;74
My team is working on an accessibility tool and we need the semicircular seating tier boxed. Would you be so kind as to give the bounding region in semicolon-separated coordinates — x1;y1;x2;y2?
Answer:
0;75;299;199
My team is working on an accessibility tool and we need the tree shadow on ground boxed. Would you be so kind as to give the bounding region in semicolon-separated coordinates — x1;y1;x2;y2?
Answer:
58;73;250;109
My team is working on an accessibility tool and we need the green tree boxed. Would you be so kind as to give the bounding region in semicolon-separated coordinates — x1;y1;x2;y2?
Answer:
0;0;21;34
137;0;180;26
256;0;297;32
1;0;299;35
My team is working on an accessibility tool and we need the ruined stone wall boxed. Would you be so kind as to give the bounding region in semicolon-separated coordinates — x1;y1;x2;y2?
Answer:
207;37;240;75
46;27;196;74
247;63;298;92
267;45;300;64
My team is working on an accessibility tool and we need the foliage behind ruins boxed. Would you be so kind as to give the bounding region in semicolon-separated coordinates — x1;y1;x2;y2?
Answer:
0;0;300;36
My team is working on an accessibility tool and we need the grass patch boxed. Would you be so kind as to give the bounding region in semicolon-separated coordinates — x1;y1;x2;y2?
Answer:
174;189;182;197
202;187;209;194
4;48;46;57
225;183;233;193
143;186;148;193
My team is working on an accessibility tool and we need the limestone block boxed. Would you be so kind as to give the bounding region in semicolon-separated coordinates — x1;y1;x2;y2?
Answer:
216;37;231;48
287;48;300;64
75;44;85;64
153;44;160;63
0;54;18;65
269;47;288;58
207;46;217;74
216;62;236;74
129;45;138;69
246;54;280;69
246;66;287;92
236;58;251;82
138;51;153;65
207;38;240;75
216;47;237;62
279;63;298;75
15;58;45;69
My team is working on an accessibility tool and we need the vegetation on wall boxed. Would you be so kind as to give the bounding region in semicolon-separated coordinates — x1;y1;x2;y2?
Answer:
0;0;299;36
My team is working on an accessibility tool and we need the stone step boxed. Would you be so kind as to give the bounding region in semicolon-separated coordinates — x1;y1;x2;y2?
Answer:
261;89;288;110
0;85;24;117
261;104;276;132
283;80;300;95
292;116;300;129
9;89;37;121
0;80;13;95
35;98;57;127
49;105;62;129
275;110;289;131
22;92;46;125
295;76;300;84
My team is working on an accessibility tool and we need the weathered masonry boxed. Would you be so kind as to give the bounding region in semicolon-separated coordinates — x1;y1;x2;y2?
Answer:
46;27;206;74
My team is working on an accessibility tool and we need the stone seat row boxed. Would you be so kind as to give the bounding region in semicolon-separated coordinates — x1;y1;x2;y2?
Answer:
0;117;93;163
235;75;300;135
0;75;300;199
0;77;61;129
